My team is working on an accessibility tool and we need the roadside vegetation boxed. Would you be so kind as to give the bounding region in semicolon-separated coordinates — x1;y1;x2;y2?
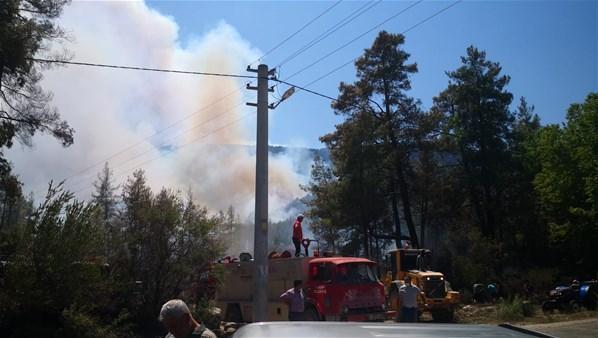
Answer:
457;303;598;325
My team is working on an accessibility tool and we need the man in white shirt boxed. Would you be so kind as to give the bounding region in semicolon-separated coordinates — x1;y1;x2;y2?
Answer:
280;280;305;321
398;275;421;322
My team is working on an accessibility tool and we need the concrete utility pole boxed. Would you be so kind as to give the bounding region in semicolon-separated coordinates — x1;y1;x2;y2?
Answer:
246;64;274;322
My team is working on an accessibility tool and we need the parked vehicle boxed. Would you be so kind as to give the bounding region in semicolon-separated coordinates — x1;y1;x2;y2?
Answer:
213;253;386;322
383;248;460;322
542;280;598;313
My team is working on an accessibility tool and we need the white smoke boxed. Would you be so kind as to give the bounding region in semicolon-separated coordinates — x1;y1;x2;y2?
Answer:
5;1;307;224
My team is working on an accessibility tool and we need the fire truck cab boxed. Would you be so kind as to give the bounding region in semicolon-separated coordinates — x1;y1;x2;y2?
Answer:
215;255;386;322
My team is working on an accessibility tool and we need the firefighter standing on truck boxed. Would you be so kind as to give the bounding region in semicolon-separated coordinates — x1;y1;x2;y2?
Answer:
292;214;304;257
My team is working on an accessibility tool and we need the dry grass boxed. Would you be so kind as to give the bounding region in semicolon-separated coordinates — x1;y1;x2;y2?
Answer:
456;303;598;325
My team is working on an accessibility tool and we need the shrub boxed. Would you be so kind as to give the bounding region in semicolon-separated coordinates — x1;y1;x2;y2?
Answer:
461;289;474;304
61;307;116;338
496;296;535;321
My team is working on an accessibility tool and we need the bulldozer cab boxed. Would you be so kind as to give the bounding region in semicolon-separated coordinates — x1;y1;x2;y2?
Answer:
385;248;421;282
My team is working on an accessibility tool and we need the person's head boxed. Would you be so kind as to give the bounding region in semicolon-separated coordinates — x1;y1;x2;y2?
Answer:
159;299;196;338
294;279;303;290
404;275;412;285
297;214;304;222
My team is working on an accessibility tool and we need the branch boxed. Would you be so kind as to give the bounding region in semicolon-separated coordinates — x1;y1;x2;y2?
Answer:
0;89;30;121
0;89;45;129
0;111;38;126
1;84;33;100
367;98;385;115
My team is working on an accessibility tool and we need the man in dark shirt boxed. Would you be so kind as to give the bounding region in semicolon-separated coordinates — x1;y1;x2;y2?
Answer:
280;280;305;321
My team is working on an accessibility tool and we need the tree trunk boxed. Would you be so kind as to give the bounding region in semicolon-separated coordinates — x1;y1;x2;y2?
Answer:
390;180;402;248
381;78;418;248
396;165;419;248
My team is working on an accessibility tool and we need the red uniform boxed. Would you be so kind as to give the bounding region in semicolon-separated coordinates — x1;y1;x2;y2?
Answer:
292;220;303;240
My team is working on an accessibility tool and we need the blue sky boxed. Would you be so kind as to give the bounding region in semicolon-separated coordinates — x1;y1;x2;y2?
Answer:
148;0;596;148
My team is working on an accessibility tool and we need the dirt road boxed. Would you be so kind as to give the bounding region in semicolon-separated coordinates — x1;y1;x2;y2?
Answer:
523;318;598;338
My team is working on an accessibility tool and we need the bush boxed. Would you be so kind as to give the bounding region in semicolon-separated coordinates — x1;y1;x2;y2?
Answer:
461;289;474;304
61;307;116;338
522;268;558;299
0;184;120;336
496;296;535;321
193;298;222;330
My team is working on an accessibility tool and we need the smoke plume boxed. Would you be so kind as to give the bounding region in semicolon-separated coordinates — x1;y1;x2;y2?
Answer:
5;1;307;228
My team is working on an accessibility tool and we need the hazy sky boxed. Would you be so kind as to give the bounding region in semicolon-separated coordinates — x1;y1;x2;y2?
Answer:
147;0;597;148
4;0;597;219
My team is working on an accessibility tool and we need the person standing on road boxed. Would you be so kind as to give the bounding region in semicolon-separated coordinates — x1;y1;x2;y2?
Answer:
292;214;304;257
280;280;305;321
399;275;421;323
159;299;217;338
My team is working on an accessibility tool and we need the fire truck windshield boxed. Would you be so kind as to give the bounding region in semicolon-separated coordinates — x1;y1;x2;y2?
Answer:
336;263;379;284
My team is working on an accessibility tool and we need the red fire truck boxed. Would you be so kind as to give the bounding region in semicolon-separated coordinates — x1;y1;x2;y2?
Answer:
213;254;386;322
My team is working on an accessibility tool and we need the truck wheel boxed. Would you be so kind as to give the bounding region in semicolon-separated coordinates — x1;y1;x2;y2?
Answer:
304;306;320;321
542;301;554;314
568;300;580;312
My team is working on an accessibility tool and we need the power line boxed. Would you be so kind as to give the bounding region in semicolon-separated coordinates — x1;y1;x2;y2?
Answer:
72;110;256;196
33;0;461;193
303;0;463;87
275;1;463;104
402;0;461;35
250;0;344;66
269;1;379;108
29;58;257;79
282;0;423;81
58;84;248;186
66;100;246;191
29;58;260;191
275;0;382;68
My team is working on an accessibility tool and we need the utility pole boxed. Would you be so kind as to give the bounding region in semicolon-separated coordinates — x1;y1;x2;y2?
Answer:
246;64;274;322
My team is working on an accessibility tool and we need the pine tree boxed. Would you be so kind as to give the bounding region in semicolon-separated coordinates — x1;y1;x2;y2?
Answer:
0;0;74;148
320;31;426;251
92;162;119;222
433;46;515;239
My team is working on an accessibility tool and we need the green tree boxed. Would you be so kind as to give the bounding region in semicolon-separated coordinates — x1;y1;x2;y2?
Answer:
302;154;342;252
0;183;120;336
433;46;515;239
114;170;223;333
532;93;598;272
501;97;547;265
333;31;422;248
92;162;119;222
0;171;22;230
320;110;390;257
308;31;433;258
0;0;74;148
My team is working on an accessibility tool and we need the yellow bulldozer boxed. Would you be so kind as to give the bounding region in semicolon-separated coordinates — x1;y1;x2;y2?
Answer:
383;248;460;322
